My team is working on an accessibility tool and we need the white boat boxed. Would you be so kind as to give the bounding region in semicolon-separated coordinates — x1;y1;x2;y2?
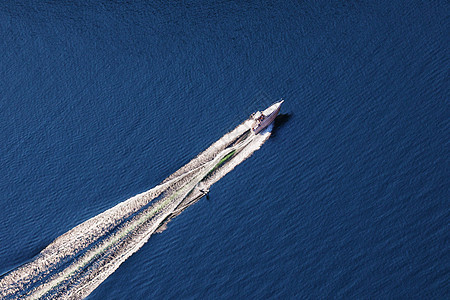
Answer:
251;100;284;134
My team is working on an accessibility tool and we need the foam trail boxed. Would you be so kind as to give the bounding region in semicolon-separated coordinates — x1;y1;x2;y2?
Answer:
0;117;272;299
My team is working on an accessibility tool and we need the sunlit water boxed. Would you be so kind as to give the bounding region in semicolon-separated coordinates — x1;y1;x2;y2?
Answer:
0;1;447;299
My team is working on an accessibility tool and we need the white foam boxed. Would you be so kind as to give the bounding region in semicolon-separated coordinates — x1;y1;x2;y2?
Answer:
0;118;272;299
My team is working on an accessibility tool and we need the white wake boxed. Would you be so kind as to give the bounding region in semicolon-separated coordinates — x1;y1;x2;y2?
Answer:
0;118;272;299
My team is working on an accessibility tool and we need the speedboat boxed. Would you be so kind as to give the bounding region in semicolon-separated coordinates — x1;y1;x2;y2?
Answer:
251;100;284;134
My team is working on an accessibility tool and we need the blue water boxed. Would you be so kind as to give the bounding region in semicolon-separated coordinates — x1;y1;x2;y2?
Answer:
0;1;448;298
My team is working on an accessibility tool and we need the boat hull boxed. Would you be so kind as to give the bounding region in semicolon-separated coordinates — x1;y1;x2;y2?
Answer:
252;100;283;134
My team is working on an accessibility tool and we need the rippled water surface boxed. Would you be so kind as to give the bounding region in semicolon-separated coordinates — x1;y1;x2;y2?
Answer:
0;1;448;298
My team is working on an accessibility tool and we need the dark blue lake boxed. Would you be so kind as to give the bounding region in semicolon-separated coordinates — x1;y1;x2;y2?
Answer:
0;1;448;298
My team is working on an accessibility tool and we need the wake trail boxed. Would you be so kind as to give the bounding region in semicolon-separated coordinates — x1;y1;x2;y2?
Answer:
0;117;272;299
